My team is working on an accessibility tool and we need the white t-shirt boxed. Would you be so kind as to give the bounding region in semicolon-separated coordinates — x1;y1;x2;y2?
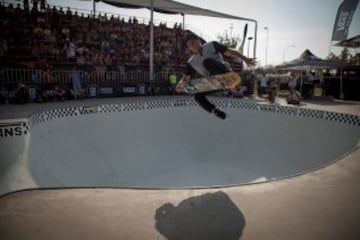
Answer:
260;76;267;87
288;77;297;89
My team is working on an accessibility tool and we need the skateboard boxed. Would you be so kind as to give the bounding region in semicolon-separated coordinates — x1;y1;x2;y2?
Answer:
176;72;241;95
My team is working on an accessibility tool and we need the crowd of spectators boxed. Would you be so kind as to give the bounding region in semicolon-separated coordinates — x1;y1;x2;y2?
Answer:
0;1;193;103
0;2;249;104
0;1;188;74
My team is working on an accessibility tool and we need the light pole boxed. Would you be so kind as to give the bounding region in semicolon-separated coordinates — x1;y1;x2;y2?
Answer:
92;0;96;18
282;45;296;62
247;37;253;57
229;23;233;38
264;27;268;67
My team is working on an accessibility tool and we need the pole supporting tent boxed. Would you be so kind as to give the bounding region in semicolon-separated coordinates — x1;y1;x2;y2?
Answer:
85;0;258;80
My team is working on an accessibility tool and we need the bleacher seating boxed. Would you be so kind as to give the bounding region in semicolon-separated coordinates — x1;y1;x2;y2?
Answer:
0;2;188;73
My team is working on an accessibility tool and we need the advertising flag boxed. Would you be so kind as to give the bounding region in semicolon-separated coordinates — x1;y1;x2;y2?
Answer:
331;0;359;41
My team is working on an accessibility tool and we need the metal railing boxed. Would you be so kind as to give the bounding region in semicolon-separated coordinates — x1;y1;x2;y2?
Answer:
0;68;183;85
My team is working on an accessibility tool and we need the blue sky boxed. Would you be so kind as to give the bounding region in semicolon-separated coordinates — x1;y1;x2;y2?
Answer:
9;0;360;66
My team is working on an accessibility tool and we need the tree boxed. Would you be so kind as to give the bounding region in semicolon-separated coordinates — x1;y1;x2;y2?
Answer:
327;48;359;65
349;53;360;65
340;48;351;63
217;30;241;49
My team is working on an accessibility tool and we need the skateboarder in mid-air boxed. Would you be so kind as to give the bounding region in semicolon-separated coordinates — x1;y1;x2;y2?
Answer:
176;33;256;120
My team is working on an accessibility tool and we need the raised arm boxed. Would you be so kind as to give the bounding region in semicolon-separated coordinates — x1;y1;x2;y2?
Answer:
224;48;257;67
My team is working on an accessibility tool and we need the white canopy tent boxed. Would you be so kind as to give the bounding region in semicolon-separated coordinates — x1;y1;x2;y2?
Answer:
85;0;258;80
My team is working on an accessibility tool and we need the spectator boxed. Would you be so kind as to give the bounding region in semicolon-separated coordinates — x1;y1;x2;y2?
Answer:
286;73;300;104
14;83;28;104
267;85;277;104
148;82;160;96
31;68;42;83
24;0;29;13
76;53;86;67
287;88;301;105
42;65;53;83
40;0;46;12
32;24;44;41
15;4;22;17
302;70;315;98
53;84;66;101
288;73;297;91
49;44;61;61
92;51;106;72
168;71;177;94
69;67;82;100
32;0;38;11
259;73;268;97
64;39;76;62
228;85;247;98
169;72;177;85
0;38;7;57
65;7;72;16
42;85;54;102
61;26;70;39
79;53;95;73
0;86;9;104
323;70;332;97
103;53;113;71
109;32;118;52
154;51;165;73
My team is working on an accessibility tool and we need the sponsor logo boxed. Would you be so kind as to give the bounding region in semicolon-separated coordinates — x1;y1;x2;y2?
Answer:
174;100;187;107
86;84;100;98
336;11;350;31
100;87;113;95
138;84;146;95
122;87;136;93
0;123;28;137
260;105;276;113
78;106;99;115
28;87;38;100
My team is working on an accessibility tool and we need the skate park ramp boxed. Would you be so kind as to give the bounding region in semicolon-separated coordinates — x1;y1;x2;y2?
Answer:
0;98;360;195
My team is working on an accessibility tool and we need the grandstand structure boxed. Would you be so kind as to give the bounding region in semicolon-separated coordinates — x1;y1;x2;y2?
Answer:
0;1;256;103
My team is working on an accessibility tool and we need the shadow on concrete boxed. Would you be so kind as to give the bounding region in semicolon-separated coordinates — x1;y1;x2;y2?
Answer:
155;191;245;240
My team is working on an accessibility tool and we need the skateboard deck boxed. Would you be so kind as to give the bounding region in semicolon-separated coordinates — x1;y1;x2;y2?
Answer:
176;72;241;95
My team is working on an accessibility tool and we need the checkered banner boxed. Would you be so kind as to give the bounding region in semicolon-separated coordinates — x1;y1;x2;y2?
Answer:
1;99;359;138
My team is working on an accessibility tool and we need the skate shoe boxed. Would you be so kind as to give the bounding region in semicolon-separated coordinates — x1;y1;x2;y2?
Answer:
213;108;226;120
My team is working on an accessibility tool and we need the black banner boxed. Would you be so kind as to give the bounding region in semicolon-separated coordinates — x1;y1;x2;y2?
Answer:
331;0;359;41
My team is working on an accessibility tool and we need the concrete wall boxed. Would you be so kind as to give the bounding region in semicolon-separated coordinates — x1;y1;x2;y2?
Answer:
1;99;360;195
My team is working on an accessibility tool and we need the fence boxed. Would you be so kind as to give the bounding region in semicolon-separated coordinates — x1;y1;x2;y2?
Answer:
0;68;185;102
0;68;183;86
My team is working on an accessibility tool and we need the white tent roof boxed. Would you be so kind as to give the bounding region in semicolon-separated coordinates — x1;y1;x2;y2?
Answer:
100;0;256;22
